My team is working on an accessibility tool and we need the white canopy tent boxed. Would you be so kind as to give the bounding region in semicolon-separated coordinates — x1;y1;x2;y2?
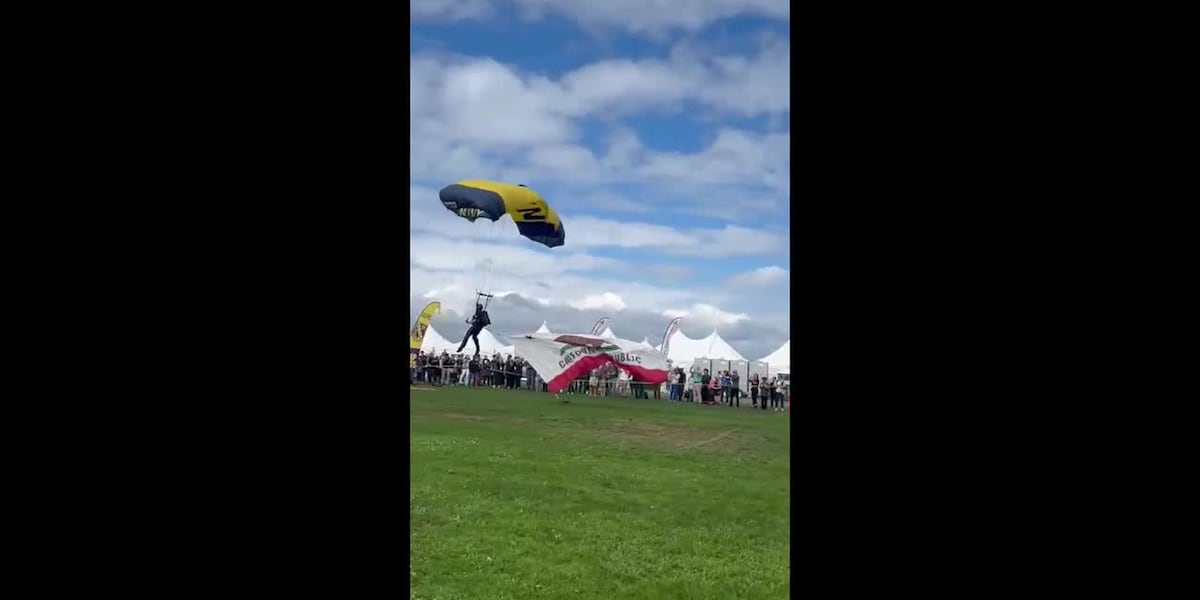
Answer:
476;328;514;356
657;329;748;370
759;340;790;375
466;320;781;370
698;331;746;361
420;325;456;354
657;329;699;366
421;324;516;356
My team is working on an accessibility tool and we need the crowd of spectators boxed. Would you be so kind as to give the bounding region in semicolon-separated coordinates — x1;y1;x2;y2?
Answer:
411;350;539;390
577;363;655;399
411;351;789;410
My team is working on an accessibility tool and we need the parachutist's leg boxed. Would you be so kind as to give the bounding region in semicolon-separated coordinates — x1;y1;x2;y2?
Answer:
471;331;480;355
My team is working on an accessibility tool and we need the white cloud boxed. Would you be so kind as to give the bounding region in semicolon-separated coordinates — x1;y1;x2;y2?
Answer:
638;128;790;193
575;191;649;214
409;38;790;213
410;234;624;277
417;57;575;146
566;217;788;257
662;303;750;326
571;292;628;311
411;0;495;21
411;184;788;258
412;1;790;35
415;37;791;120
410;230;701;316
727;265;788;288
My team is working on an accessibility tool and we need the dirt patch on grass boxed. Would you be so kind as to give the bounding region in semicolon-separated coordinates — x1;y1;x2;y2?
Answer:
410;407;534;425
588;419;754;452
415;411;497;422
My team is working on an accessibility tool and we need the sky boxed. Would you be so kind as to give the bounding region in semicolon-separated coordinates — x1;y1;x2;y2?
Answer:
410;0;790;361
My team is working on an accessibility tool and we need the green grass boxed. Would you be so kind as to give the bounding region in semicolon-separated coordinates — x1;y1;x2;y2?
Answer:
410;386;790;600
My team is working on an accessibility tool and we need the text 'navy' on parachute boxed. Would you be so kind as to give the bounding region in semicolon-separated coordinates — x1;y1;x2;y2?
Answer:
438;180;566;248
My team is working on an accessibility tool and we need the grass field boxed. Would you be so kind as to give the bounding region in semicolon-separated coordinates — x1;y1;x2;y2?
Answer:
410;386;791;599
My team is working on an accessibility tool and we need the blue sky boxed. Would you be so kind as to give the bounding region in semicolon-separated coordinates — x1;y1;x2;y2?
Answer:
409;0;790;360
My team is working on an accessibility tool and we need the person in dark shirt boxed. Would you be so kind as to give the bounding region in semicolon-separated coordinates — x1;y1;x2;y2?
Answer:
724;369;734;408
468;356;481;386
700;369;712;404
414;352;426;384
423;353;434;385
456;303;491;355
505;357;516;389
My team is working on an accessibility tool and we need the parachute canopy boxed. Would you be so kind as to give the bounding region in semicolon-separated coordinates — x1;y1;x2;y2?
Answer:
438;180;565;248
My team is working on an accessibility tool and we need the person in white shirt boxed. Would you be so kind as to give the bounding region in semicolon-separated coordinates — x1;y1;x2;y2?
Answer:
616;368;630;397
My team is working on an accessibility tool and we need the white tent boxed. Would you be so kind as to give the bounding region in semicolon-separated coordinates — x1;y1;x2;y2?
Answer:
599;326;616;339
660;329;704;367
660;329;746;367
475;328;513;356
760;340;790;374
421;325;515;356
638;337;655;350
420;325;455;354
535;322;552;334
698;331;746;361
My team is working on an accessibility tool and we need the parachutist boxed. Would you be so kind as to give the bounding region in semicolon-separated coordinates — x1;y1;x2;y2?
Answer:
456;303;491;354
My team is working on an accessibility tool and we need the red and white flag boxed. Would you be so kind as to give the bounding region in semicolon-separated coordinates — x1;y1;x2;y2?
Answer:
511;332;669;394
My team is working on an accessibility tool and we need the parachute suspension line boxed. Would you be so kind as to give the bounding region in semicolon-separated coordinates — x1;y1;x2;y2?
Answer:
478;219;498;296
467;220;498;316
475;220;499;314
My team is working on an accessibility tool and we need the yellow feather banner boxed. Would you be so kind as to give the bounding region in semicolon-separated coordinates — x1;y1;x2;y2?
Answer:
410;301;441;368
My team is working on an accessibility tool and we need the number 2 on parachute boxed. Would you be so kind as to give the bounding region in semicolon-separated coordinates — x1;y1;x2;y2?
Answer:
516;207;545;221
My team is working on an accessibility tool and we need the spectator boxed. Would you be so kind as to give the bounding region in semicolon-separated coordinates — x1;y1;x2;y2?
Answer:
588;368;600;396
424;352;437;385
720;371;732;405
700;368;713;404
690;369;703;403
768;376;779;411
468;356;481;386
724;367;734;405
634;374;647;399
708;371;721;405
504;356;516;389
750;373;761;408
616;367;630;397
